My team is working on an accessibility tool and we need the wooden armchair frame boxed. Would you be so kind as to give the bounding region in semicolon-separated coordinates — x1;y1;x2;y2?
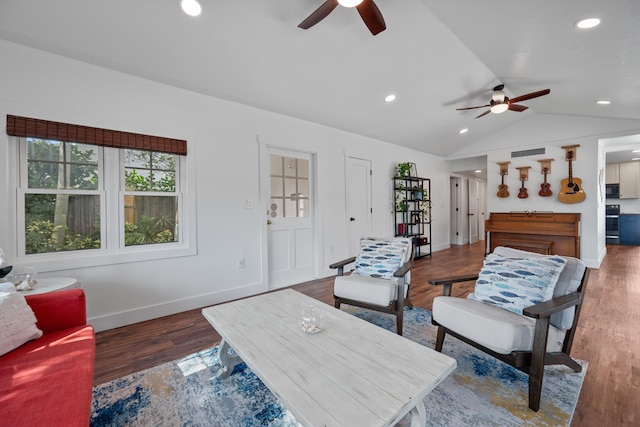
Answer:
429;268;589;411
330;253;414;335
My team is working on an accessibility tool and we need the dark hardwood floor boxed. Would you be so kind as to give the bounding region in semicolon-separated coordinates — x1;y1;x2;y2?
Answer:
94;242;640;427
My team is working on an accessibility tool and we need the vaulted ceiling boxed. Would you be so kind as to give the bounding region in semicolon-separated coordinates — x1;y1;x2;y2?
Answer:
1;0;639;160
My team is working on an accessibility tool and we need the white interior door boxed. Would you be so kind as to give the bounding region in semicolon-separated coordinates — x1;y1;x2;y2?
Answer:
468;180;479;244
266;149;314;289
346;157;372;255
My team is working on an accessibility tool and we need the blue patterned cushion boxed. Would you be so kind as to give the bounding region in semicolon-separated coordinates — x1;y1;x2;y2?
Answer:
468;253;566;315
353;238;410;280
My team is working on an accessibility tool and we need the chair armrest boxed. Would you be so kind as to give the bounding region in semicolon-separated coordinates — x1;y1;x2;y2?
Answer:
25;289;87;334
393;259;413;278
329;256;357;269
329;256;357;276
428;274;479;286
428;274;478;297
523;291;583;319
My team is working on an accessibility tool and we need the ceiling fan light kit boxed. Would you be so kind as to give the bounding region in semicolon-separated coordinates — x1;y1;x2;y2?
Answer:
298;0;386;35
180;0;202;17
338;0;364;7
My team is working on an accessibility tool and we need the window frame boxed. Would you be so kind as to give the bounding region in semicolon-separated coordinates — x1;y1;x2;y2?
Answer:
9;136;197;273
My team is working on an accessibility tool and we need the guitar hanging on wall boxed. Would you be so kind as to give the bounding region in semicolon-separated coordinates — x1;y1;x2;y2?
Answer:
538;159;553;197
516;166;530;199
496;162;510;198
558;145;586;204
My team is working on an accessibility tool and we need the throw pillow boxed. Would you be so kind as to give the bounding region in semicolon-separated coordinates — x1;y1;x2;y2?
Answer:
354;238;410;279
0;284;43;356
469;253;566;315
492;246;586;329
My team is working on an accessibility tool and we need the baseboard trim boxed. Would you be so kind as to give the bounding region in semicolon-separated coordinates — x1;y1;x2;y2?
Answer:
89;282;266;332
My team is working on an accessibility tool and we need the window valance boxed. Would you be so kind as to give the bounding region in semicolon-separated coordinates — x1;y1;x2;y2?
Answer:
6;115;187;155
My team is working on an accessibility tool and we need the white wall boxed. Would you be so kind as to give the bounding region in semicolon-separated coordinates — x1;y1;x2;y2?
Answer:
450;114;640;267
0;40;451;331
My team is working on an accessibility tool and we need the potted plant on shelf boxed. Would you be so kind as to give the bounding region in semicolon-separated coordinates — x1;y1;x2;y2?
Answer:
394;162;414;178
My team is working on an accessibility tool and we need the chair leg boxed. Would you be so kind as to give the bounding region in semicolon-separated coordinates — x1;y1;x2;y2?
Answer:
528;317;550;412
334;299;341;309
435;326;446;352
396;308;403;336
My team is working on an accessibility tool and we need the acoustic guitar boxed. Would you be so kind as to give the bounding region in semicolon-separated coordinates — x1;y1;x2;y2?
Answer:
517;177;528;198
539;167;552;197
497;173;509;198
558;150;586;204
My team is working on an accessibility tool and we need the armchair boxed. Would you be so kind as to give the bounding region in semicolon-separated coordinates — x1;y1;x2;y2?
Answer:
330;237;413;335
429;246;589;411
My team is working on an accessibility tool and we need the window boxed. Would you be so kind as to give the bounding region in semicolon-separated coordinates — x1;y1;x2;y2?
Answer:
23;138;101;254
6;115;194;271
269;155;309;218
123;149;179;246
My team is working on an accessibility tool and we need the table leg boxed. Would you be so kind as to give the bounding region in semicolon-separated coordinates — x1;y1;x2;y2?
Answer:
216;339;241;379
409;401;426;427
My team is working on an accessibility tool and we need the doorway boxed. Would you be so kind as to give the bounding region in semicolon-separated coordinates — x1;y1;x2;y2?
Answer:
345;156;372;255
261;147;315;289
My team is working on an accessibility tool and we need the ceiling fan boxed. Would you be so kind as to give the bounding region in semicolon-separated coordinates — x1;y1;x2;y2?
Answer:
298;0;386;36
456;85;551;118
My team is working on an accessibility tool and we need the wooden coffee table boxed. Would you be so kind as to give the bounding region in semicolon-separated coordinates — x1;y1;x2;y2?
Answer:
202;289;456;427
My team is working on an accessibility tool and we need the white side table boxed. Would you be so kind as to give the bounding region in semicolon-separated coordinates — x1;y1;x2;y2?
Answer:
17;277;80;296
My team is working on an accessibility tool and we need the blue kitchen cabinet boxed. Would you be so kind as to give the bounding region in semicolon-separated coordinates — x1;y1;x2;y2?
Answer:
620;214;640;246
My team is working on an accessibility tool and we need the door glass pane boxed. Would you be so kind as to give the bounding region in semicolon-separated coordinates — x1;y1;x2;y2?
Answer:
284;178;297;198
284;157;297;177
298;178;309;198
297;159;309;179
270;177;283;197
284;199;297;218
270;155;283;175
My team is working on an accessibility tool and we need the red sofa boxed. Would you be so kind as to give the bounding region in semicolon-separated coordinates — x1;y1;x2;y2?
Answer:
0;289;95;426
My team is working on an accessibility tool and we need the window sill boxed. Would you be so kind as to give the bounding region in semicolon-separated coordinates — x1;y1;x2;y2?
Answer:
14;244;197;274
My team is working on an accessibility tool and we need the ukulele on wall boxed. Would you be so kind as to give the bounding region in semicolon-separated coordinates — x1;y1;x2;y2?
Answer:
516;166;530;199
537;159;553;197
558;145;586;204
496;161;510;198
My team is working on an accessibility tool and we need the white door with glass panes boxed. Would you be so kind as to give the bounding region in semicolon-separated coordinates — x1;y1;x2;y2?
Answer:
266;150;314;289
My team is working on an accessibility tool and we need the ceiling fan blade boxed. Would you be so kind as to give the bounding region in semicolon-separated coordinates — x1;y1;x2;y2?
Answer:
298;0;339;29
356;0;386;35
508;104;528;112
475;110;491;119
509;89;550;104
456;104;490;111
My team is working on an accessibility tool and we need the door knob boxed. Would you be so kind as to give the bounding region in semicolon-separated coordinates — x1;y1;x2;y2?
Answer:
350;217;356;221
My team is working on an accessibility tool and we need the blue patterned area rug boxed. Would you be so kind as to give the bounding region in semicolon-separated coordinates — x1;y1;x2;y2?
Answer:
91;307;586;426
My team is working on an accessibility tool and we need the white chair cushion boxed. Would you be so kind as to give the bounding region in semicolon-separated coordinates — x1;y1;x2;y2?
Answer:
334;274;408;307
433;296;565;354
493;246;586;329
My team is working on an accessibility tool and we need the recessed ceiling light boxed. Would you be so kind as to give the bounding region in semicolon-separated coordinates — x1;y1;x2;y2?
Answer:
576;18;600;29
632;158;640;161
459;128;468;134
180;0;202;17
384;94;396;103
596;100;611;105
632;149;640;153
474;170;482;174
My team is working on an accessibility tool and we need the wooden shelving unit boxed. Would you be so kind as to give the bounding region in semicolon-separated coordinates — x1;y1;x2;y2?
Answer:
393;176;432;258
